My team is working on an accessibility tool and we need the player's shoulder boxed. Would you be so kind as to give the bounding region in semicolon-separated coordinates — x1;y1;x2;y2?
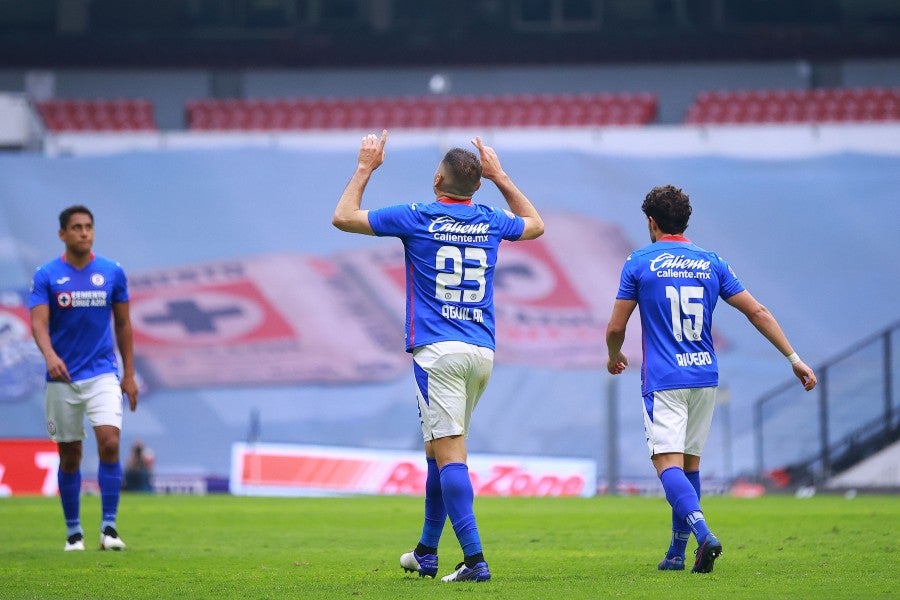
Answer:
687;244;728;264
34;255;63;274
463;203;521;227
412;200;469;215
378;201;427;217
684;241;716;256
487;205;519;220
626;243;661;260
92;254;127;272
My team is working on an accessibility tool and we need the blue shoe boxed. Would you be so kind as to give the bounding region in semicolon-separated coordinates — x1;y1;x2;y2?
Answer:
400;550;438;578
658;555;685;570
441;561;491;582
691;533;723;573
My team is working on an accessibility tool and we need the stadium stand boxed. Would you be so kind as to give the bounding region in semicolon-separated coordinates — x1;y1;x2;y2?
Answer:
685;87;900;125
185;92;658;130
35;98;158;132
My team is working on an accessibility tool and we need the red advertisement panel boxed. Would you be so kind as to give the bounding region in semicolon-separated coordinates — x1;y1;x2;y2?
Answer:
231;443;596;498
0;439;59;496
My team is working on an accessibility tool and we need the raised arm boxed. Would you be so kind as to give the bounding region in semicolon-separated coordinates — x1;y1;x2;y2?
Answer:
332;129;388;235
725;290;817;391
472;136;544;241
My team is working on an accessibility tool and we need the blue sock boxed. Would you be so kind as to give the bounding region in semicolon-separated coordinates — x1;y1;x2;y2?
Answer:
686;470;701;498
440;462;482;558
97;460;122;531
660;466;710;545
667;531;691;559
667;470;701;558
57;469;82;537
419;458;446;550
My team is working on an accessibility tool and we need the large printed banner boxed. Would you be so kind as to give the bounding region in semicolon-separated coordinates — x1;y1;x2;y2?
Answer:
3;213;639;390
0;439;59;496
124;212;639;388
0;293;47;402
230;442;597;498
128;253;406;387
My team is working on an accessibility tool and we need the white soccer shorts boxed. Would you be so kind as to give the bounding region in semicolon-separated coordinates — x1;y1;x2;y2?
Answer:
45;373;124;442
412;341;494;442
642;387;717;457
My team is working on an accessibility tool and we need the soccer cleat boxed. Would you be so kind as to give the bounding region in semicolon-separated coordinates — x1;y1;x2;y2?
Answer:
440;561;491;583
691;533;722;573
658;555;685;570
400;550;438;578
99;526;127;551
64;532;85;552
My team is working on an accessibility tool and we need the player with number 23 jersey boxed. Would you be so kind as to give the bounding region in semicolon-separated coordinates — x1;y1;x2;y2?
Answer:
368;201;524;352
333;131;543;582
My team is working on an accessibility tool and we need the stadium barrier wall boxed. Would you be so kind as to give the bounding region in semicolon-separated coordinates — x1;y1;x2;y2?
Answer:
39;122;900;159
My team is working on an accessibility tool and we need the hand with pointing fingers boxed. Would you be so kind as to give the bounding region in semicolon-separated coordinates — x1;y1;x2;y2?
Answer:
358;129;388;174
471;136;503;181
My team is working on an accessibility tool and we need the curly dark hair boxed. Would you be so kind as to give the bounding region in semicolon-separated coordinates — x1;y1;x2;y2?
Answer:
58;204;94;230
440;148;482;198
641;185;691;234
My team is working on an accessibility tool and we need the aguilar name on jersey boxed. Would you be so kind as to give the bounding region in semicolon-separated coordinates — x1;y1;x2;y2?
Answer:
28;254;129;382
616;237;745;394
368;201;525;352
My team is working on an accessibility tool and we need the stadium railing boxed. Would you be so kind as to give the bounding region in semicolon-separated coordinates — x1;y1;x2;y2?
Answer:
754;319;900;489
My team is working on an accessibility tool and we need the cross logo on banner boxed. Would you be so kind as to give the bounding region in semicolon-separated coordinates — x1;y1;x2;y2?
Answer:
130;282;294;346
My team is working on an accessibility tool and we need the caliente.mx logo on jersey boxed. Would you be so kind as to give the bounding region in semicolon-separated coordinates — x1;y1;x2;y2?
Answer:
649;253;712;279
428;216;490;243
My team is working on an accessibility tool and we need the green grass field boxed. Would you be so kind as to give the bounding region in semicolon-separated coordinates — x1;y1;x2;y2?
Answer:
0;493;896;599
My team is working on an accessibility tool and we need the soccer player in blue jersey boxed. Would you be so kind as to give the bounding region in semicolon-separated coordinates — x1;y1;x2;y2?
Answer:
29;205;139;552
333;130;544;582
605;185;816;573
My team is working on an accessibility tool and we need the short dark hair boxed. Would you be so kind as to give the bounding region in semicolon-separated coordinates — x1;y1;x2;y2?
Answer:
642;185;691;234
440;148;482;197
58;205;93;230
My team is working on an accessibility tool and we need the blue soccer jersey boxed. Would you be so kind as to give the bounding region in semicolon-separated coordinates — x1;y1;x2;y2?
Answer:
29;254;130;382
615;236;745;394
368;200;525;351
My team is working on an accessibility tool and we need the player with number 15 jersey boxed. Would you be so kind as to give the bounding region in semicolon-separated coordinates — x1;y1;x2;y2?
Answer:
606;185;817;574
615;236;744;395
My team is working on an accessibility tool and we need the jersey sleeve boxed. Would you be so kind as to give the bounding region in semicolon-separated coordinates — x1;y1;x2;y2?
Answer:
493;207;526;241
27;267;50;308
615;255;639;301
368;204;417;237
715;255;745;299
112;262;130;304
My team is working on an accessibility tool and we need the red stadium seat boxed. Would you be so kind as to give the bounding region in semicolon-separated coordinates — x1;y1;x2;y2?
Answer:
182;92;660;131
685;86;900;125
37;98;159;132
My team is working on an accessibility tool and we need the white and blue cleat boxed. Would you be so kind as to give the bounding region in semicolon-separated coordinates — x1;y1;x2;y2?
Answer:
400;550;438;578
